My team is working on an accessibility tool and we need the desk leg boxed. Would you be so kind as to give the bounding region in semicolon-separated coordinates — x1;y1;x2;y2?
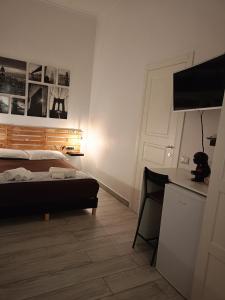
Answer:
92;208;97;216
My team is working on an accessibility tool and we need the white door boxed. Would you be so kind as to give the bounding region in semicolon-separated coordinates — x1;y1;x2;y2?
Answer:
131;54;193;212
191;94;225;300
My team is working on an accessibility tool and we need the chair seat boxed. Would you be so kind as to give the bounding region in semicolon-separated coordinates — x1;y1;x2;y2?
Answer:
146;190;164;204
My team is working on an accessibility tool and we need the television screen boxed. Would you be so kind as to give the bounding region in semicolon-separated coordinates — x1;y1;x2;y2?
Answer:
173;54;225;111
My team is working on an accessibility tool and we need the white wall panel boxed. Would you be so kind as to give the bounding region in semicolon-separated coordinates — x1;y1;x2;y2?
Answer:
87;0;225;202
0;0;96;132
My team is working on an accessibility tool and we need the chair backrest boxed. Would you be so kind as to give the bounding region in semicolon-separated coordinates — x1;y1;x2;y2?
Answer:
144;167;169;195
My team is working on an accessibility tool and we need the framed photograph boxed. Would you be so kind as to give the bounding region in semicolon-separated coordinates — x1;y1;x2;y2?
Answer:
28;63;42;82
0;95;9;114
0;56;26;96
49;86;69;119
58;69;70;86
11;98;25;115
44;66;56;84
27;83;48;117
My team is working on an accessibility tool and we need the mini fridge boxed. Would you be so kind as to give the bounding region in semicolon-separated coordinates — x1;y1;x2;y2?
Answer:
156;183;205;299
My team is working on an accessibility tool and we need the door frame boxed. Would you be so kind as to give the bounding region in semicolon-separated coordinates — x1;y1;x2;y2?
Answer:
191;92;225;299
130;52;194;212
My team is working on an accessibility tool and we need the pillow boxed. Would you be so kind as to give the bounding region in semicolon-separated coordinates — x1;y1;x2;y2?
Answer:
0;148;29;159
25;150;67;160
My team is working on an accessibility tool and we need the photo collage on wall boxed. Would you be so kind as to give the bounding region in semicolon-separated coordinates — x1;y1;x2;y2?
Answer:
0;56;70;119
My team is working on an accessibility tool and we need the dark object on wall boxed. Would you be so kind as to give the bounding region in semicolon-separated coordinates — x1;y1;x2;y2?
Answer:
44;66;56;84
0;55;71;119
0;95;9;114
50;98;67;119
11;98;25;115
191;152;211;182
49;86;68;119
58;68;70;86
0;56;26;96
207;135;217;146
173;53;225;111
27;83;48;117
29;63;42;82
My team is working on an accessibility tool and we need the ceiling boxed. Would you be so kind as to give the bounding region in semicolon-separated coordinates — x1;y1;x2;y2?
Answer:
43;0;120;16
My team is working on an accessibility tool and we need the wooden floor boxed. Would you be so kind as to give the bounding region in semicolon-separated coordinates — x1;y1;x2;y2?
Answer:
0;188;184;300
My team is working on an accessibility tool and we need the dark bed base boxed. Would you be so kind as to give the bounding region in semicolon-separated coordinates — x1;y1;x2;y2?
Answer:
0;158;99;220
0;179;99;219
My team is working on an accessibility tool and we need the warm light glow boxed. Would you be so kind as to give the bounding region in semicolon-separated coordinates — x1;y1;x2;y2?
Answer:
86;126;106;161
69;129;83;152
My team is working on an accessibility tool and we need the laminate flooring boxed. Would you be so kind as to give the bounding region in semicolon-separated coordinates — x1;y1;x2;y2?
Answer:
0;188;184;300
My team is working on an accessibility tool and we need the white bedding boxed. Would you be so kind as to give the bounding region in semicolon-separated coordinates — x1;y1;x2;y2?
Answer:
0;170;90;184
49;167;76;179
2;167;32;181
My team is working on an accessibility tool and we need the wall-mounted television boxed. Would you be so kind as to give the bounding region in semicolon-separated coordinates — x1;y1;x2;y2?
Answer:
173;53;225;111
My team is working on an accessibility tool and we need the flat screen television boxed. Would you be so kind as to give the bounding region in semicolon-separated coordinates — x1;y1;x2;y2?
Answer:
173;53;225;111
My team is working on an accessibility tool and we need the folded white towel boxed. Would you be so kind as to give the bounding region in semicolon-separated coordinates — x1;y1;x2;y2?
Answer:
49;167;76;179
3;167;33;181
51;172;65;179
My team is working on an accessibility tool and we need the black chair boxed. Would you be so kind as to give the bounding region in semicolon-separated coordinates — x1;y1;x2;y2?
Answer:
132;167;169;265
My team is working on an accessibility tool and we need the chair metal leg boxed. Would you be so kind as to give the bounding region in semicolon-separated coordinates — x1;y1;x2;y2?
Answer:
150;238;159;266
132;196;147;248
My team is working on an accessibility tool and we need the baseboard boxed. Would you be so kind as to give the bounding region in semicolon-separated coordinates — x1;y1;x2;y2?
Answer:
98;181;129;207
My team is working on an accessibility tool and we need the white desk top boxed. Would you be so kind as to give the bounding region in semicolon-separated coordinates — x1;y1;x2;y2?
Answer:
152;168;208;197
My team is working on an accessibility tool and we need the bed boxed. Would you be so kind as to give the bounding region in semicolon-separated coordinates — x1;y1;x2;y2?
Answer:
0;124;99;219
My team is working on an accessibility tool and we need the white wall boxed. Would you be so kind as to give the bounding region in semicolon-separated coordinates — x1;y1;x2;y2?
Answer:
0;0;96;133
87;0;225;203
179;109;221;171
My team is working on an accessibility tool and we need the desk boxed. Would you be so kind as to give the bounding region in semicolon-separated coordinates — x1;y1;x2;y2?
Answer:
152;168;208;197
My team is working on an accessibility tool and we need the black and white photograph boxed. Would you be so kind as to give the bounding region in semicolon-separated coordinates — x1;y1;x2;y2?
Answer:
44;66;56;84
27;83;48;117
58;68;70;86
11;98;25;115
28;63;42;82
0;56;26;96
0;95;9;114
49;86;68;119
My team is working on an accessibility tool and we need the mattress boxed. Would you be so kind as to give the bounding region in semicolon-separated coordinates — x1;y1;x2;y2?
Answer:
0;158;75;172
0;158;99;216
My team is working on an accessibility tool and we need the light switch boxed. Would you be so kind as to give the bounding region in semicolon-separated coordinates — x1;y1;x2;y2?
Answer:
180;156;190;164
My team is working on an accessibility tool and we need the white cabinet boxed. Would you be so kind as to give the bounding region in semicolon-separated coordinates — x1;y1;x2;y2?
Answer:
156;183;206;299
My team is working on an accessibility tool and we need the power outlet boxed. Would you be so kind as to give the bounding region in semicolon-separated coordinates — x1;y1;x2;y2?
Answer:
180;156;190;165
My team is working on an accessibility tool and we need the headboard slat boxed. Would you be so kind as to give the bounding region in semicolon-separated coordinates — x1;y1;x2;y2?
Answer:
0;124;82;152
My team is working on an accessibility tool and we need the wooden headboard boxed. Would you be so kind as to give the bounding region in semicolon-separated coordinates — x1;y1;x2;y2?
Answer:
0;124;82;152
